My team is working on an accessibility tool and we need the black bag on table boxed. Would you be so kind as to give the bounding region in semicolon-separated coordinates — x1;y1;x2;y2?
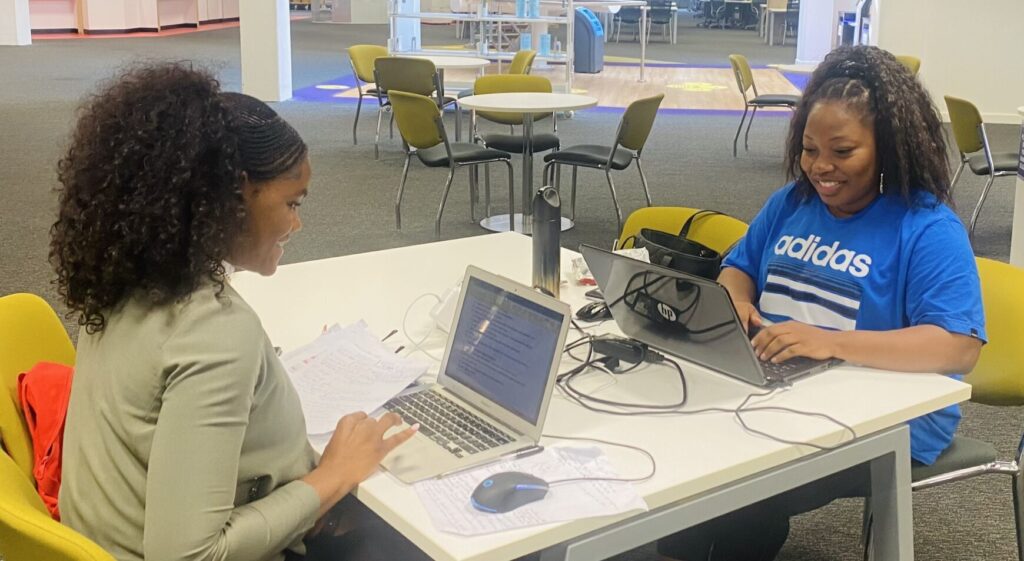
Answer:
623;210;736;280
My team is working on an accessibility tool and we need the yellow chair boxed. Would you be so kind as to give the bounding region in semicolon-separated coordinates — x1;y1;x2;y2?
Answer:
728;54;799;157
472;74;559;154
542;94;665;232
389;90;515;238
507;49;538;75
0;294;113;561
373;57;459;160
0;293;76;479
346;44;388;146
616;207;749;254
895;55;921;76
944;95;1019;241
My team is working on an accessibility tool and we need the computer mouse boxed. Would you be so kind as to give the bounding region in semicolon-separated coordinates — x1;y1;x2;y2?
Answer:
470;471;550;514
576;300;612;321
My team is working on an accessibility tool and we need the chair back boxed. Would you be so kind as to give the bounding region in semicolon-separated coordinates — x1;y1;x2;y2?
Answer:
389;90;446;150
964;258;1024;406
347;44;388;84
617;94;664;152
0;294;76;480
508;49;537;75
374;57;439;97
895;55;921;76
728;54;755;98
618;207;749;254
473;74;552;126
944;95;984;156
0;450;115;561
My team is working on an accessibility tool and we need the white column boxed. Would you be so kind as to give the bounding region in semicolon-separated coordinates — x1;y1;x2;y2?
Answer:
794;0;838;65
239;0;292;102
1011;108;1024;268
0;0;32;46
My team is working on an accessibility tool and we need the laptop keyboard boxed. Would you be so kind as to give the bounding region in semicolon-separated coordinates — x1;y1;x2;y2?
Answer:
384;391;515;459
759;355;821;380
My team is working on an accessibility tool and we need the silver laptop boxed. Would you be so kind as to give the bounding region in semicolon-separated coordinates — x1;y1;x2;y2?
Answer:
580;244;839;387
380;266;571;483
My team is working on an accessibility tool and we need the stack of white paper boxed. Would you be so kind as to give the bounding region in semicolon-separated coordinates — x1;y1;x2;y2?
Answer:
281;321;428;435
414;446;648;535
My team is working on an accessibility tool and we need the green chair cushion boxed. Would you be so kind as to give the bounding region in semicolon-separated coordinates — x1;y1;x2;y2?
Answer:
481;132;560;154
967;152;1019;175
416;142;511;167
911;436;998;482
749;94;799;106
543;144;635;170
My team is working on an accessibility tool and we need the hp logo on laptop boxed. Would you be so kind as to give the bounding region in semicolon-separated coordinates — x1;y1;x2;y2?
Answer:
656;302;677;322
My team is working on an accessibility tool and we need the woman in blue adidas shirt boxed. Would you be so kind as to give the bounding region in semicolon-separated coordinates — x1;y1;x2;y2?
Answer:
659;46;985;560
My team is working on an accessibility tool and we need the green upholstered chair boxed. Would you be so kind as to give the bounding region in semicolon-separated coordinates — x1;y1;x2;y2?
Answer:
617;206;749;254
458;49;536;100
944;95;1019;241
895;55;921;76
346;44;388;146
373;57;459;160
728;53;799;157
541;94;664;232
864;258;1024;560
389;90;514;238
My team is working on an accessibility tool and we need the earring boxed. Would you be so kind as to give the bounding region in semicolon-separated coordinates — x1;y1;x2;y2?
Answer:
879;172;885;194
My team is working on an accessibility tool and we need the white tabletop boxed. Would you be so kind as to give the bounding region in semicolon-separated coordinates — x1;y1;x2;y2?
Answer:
458;92;599;113
231;232;970;561
405;55;491;69
769;63;818;74
1018;106;1024;117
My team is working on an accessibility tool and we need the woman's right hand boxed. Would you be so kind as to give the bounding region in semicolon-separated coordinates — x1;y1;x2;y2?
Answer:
303;412;417;513
734;301;764;335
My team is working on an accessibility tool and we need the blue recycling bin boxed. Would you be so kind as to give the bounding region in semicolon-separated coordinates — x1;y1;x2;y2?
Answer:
574;7;604;74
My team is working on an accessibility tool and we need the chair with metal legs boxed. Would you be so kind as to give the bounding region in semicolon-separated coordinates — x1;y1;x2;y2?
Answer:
943;95;1018;241
458;49;537;100
389;90;515;238
541;94;664;233
863;258;1024;561
728;53;799;157
373;57;460;160
346;45;388;146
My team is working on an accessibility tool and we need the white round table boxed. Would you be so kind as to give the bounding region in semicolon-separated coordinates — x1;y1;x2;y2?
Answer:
459;92;598;233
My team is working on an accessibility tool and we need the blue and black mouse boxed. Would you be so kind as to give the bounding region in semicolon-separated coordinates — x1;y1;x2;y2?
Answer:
470;471;550;513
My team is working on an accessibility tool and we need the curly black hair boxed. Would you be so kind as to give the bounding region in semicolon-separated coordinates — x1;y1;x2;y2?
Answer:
50;62;307;333
785;46;951;206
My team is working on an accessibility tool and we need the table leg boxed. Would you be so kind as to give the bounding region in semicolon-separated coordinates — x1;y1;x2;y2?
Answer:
638;7;647;83
869;437;914;560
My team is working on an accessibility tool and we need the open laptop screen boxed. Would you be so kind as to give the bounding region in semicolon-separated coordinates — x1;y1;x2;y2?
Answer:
581;245;767;386
445;276;565;424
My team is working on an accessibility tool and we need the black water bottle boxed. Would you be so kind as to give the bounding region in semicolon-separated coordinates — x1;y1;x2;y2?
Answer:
532;186;561;299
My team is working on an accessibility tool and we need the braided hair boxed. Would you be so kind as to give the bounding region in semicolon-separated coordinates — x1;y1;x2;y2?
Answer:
785;46;951;206
51;62;307;333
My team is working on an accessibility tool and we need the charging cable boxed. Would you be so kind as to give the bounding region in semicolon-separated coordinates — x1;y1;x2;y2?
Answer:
541;434;657;485
401;293;443;362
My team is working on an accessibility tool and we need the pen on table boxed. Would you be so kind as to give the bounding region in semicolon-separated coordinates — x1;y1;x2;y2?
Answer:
434;445;545;479
381;329;398;342
394;345;405;354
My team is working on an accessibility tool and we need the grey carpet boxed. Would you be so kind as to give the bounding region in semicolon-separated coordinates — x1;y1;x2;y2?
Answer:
1;16;1021;561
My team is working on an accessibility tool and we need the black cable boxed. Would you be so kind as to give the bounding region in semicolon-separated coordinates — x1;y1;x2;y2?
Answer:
540;434;657;486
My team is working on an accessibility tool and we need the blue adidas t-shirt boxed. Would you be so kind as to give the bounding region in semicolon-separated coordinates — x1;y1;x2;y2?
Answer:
724;182;986;465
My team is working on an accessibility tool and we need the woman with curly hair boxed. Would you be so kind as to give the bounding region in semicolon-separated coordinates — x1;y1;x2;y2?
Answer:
52;62;426;561
658;46;985;560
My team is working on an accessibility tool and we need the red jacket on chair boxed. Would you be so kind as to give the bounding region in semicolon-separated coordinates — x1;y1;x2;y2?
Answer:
17;361;74;520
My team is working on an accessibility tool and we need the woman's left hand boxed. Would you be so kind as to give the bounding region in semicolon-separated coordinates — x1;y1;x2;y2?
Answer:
751;321;840;363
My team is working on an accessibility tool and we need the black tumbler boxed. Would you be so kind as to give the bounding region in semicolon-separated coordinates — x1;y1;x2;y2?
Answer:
532;186;561;299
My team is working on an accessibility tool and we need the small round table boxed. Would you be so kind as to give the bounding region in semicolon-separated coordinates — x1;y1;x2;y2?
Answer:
458;92;598;233
405;55;490;141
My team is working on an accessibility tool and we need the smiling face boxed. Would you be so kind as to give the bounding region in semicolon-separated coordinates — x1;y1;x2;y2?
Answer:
231;158;311;276
800;100;881;218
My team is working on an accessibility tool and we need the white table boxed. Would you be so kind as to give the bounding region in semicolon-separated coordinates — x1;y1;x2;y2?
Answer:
405;55;491;140
458;93;598;234
1012;106;1024;267
232;232;970;561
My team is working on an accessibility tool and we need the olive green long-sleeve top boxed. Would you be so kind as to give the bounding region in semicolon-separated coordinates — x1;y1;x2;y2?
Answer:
60;283;321;561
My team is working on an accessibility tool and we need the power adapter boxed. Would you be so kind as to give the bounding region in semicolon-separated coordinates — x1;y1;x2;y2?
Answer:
590;335;668;369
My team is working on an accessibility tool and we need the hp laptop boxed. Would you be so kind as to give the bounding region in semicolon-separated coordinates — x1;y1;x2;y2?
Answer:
380;266;571;483
579;244;839;387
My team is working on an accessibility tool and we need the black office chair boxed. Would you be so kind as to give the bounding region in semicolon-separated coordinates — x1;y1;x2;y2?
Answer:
614;5;645;42
702;0;726;29
648;0;676;41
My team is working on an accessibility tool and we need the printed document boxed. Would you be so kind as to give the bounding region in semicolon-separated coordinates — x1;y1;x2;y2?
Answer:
282;321;428;435
414;446;648;535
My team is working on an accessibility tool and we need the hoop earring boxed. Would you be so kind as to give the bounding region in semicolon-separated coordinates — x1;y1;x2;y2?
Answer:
879;172;885;194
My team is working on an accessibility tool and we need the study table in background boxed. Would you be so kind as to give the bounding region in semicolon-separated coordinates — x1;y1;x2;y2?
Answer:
232;232;969;561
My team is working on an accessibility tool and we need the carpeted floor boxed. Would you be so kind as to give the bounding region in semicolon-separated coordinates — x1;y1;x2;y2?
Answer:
1;13;1021;561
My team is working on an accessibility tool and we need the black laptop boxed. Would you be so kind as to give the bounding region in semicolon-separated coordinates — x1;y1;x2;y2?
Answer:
580;244;840;387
